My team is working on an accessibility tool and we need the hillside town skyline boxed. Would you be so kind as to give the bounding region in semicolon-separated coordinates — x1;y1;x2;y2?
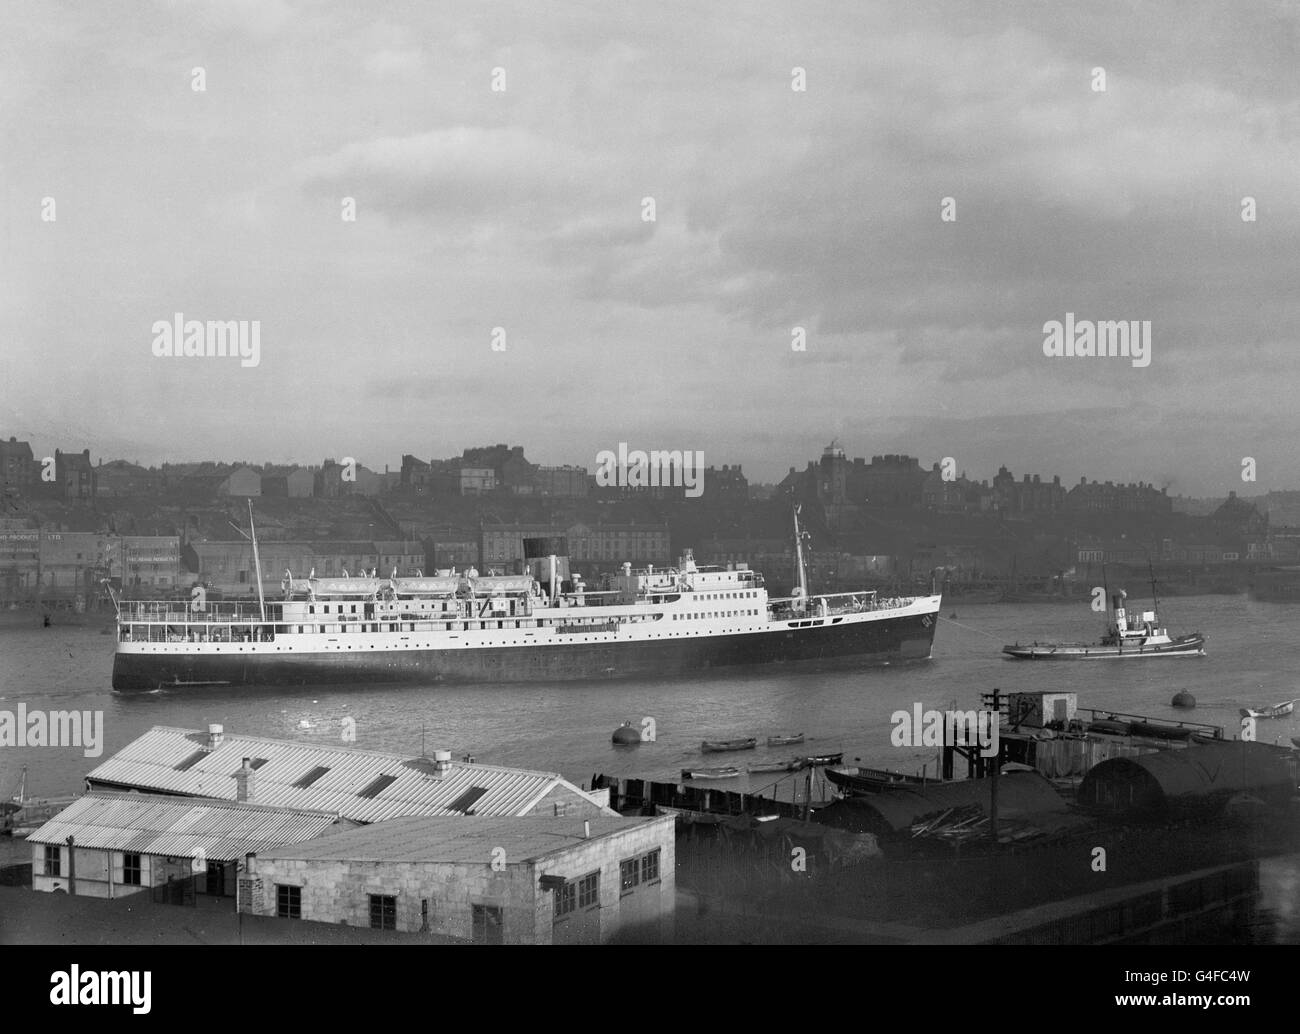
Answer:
0;431;1290;512
4;428;1298;611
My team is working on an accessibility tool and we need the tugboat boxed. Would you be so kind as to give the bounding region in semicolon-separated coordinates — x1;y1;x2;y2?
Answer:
1003;573;1205;660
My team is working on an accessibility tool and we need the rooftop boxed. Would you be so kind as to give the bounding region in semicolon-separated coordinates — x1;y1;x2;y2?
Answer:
256;813;669;865
85;726;612;823
28;791;348;860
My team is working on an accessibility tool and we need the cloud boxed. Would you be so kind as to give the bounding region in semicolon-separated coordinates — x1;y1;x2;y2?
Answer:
297;127;592;224
5;0;1300;494
171;0;296;41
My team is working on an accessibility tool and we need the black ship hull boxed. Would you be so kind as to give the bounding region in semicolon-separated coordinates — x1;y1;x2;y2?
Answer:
112;610;938;690
1002;632;1206;660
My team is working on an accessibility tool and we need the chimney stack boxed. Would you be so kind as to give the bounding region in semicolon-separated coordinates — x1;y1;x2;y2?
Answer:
235;757;255;802
433;749;452;775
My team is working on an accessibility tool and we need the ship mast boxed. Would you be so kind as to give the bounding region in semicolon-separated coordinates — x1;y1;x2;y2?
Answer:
248;499;266;622
1147;555;1160;617
1100;558;1110;627
792;505;809;598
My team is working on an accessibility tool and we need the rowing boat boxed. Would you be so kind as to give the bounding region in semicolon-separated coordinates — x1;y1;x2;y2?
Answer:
1239;699;1296;720
701;737;757;753
681;766;740;780
826;766;927;795
765;733;805;747
802;751;844;766
746;758;807;774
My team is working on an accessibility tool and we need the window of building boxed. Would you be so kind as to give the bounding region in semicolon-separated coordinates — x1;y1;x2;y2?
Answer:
471;903;503;944
358;774;398;798
555;881;577;918
577;870;600;909
174;748;208;772
122;853;142;886
448;786;489;814
620;858;639;893
641;849;661;883
276;884;301;919
43;845;60;877
370;894;397;930
293;765;330;788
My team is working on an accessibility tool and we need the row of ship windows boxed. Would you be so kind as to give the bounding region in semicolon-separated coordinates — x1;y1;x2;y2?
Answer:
283;618;657;634
305;603;459;614
139;626;773;652
282;613;756;634
303;594;759;614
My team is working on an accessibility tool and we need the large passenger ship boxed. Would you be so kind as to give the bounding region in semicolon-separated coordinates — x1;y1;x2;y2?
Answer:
110;510;941;690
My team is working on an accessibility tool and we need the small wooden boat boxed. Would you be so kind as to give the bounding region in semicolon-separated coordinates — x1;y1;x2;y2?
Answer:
1128;721;1197;741
746;758;807;774
2;768;77;837
827;766;927;795
765;733;805;747
802;751;844;766
681;766;741;780
1239;699;1296;720
701;738;757;753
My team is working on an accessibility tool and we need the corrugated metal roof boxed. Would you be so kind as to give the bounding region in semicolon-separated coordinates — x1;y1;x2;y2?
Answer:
85;726;612;823
816;771;1067;835
256;814;670;864
1079;740;1294;812
27;791;345;860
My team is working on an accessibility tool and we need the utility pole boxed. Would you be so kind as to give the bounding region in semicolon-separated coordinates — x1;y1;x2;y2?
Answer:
989;687;1001;845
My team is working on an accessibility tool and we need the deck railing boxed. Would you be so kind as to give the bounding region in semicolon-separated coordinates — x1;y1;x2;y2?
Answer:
766;590;927;617
116;600;277;623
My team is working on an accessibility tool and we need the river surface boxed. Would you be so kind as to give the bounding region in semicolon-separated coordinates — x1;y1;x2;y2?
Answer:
3;594;1300;940
4;594;1294;795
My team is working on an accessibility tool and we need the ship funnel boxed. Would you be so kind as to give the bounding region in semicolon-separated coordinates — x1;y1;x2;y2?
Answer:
521;537;569;596
207;723;224;748
432;749;452;774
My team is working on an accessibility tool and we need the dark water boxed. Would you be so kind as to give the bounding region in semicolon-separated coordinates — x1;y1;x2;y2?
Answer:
2;594;1296;796
3;594;1299;940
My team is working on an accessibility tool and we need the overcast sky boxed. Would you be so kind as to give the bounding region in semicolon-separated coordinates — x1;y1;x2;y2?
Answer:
3;1;1298;496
